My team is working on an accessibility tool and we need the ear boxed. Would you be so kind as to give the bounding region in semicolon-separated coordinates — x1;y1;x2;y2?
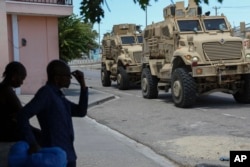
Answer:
53;76;61;86
11;74;18;81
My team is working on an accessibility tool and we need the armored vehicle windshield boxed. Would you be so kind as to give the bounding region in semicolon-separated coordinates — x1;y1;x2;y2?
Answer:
177;19;203;32
203;18;228;31
121;35;143;44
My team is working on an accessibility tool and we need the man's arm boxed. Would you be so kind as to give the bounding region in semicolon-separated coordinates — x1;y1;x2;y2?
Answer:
4;87;22;118
70;70;88;117
18;87;48;152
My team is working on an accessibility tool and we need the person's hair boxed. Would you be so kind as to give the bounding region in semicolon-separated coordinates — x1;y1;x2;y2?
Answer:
47;59;69;81
2;61;26;79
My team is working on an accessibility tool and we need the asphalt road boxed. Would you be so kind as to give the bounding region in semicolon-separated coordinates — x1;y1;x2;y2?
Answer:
76;65;250;167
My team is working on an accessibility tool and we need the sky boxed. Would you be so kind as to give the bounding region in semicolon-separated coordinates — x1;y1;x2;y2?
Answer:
73;0;250;42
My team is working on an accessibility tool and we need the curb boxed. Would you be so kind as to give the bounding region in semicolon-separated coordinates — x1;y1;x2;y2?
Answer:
88;95;116;108
88;89;117;108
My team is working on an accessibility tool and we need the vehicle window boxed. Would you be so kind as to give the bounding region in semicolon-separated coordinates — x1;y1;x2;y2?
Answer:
177;20;202;32
120;36;136;44
204;18;228;31
137;36;143;43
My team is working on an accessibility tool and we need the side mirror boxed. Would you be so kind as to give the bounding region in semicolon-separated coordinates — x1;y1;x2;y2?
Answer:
246;32;250;39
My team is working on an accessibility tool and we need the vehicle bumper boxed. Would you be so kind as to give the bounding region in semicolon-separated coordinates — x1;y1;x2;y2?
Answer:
126;65;142;73
192;62;250;77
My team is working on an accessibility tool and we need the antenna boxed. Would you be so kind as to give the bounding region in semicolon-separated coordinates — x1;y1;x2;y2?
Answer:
170;0;174;5
213;6;220;16
104;0;111;12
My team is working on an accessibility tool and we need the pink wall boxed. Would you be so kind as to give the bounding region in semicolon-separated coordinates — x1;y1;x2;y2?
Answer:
0;1;10;76
1;1;72;94
18;16;59;94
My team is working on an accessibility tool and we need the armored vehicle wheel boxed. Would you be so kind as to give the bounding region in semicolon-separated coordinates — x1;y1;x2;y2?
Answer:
171;68;196;108
141;68;158;98
233;74;250;103
117;66;129;90
101;66;111;87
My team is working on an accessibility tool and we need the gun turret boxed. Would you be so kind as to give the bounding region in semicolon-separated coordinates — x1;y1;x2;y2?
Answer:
163;0;202;19
112;24;138;35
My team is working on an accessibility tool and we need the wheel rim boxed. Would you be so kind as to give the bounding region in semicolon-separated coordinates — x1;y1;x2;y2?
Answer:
117;73;121;85
173;80;182;97
142;77;148;92
101;71;104;82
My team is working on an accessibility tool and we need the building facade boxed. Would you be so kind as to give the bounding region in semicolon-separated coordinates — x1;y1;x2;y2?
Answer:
0;0;73;94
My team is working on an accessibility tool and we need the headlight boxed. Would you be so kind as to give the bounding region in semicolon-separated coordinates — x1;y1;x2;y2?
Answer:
246;53;250;61
192;56;199;66
192;56;199;62
123;59;132;65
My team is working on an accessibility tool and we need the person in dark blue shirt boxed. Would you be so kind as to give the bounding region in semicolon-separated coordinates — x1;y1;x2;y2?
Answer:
18;59;88;167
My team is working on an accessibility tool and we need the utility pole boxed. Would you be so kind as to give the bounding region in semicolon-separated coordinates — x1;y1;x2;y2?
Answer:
213;6;220;16
98;23;101;59
145;4;151;27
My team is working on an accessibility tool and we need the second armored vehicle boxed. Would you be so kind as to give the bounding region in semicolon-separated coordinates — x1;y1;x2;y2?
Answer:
101;24;143;90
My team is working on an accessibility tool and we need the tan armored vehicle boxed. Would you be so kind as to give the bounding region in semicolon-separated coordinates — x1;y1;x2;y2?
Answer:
141;0;250;107
101;24;143;90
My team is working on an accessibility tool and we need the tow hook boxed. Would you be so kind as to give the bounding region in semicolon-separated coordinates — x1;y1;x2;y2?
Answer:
217;68;224;85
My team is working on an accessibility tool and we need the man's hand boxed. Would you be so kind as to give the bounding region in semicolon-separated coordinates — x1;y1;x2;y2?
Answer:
71;70;86;88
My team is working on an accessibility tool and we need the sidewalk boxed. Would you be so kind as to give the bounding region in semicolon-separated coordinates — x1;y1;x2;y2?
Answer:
0;87;115;167
18;87;116;108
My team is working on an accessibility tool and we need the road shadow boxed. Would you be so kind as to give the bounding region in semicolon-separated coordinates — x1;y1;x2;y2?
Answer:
156;91;250;109
110;83;141;90
63;85;98;97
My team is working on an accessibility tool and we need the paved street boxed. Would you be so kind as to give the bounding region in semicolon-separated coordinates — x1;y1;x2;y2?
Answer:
78;65;250;167
74;117;177;167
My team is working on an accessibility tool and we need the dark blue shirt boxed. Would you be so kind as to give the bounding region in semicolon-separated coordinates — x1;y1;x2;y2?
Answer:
18;83;88;162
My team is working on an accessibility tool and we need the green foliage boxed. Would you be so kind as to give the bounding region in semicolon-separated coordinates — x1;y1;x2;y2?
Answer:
58;14;98;62
80;0;104;23
194;0;223;5
79;0;223;24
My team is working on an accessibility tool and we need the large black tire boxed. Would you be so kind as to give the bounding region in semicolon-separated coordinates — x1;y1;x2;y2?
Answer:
101;66;111;87
233;74;250;103
171;68;197;108
141;68;158;98
117;66;129;90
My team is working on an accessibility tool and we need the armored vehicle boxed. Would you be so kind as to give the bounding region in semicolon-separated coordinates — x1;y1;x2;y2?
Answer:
141;0;250;108
101;24;143;90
